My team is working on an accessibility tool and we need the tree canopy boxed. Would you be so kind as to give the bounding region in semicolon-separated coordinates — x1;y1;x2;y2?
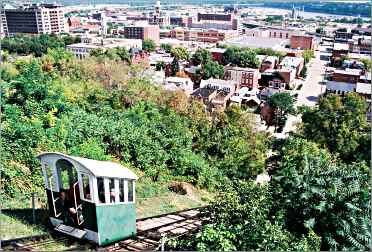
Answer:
142;39;156;52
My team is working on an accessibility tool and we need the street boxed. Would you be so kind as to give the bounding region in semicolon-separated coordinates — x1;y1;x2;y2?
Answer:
274;50;327;138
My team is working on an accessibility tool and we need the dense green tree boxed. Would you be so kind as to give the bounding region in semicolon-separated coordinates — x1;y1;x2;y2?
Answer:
160;43;172;53
268;92;295;131
202;60;224;80
192;48;212;66
301;93;370;163
168;180;321;251
170;58;180;76
271;137;371;250
142;39;156;52
155;61;165;71
221;46;241;65
1;34;79;57
237;49;260;68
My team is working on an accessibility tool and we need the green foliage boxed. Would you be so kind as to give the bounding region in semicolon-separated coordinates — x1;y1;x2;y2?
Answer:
202;60;224;80
192;48;212;66
160;43;172;53
268;92;296;131
301;93;370;164
360;58;371;71
142;39;156;52
1;49;268;196
316;27;324;34
89;47;131;63
265;15;284;23
170;180;321;251
170;46;190;61
222;46;284;66
300;65;308;78
271;137;371;250
155;61;165;71
302;49;315;64
2;34;79;57
170;58;179;76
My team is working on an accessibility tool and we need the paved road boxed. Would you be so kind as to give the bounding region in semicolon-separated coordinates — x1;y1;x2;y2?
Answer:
274;51;327;138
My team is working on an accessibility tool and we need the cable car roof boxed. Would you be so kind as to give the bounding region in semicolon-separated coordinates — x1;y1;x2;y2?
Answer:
36;152;138;180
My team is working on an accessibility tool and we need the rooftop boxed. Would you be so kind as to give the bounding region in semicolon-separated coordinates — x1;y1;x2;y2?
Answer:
356;83;371;95
333;43;349;51
221;36;289;50
280;56;304;68
334;69;362;76
191;88;216;97
326;81;356;92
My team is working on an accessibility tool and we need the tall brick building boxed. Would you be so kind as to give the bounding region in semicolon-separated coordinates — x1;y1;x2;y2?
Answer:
124;24;160;45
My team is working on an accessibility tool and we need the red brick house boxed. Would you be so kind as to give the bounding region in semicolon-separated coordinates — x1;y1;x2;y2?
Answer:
224;66;260;89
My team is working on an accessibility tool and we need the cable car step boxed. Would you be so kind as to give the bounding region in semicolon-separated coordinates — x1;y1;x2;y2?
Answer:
54;224;87;239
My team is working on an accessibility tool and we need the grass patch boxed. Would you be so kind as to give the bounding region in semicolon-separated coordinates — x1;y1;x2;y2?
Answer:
0;213;46;240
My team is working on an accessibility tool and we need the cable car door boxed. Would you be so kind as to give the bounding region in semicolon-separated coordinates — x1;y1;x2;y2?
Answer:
56;159;84;227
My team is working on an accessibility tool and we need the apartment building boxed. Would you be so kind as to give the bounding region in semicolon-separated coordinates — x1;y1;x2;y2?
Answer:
1;3;66;36
224;66;260;89
170;27;238;42
124;24;160;45
187;13;241;33
67;38;142;59
244;26;305;40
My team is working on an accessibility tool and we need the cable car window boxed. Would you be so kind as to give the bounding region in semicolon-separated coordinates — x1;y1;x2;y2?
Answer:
56;159;76;190
45;165;56;191
108;178;116;203
97;177;106;203
128;180;134;202
119;179;125;203
82;174;91;201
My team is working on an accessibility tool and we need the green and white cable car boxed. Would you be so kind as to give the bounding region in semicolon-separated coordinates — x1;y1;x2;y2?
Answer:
37;152;138;246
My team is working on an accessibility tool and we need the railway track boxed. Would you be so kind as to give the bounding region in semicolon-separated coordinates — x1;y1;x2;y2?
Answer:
1;206;206;251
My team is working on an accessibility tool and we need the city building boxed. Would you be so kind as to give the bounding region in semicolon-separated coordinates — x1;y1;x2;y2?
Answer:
124;24;160;45
332;69;362;84
192;78;237;110
163;77;194;96
224;66;260;89
170;27;238;42
279;56;304;77
1;3;66;36
67;38;142;59
268;26;306;39
260;56;279;72
209;48;226;64
221;36;289;51
290;35;316;50
187;13;241;33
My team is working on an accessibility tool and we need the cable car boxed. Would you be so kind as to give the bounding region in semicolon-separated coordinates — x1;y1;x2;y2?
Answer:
37;152;138;246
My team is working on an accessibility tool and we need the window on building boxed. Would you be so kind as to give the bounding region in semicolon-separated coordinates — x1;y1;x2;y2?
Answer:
97;177;105;203
108;178;116;203
119;179;125;202
56;159;76;190
128;180;134;202
45;164;56;191
81;174;92;201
